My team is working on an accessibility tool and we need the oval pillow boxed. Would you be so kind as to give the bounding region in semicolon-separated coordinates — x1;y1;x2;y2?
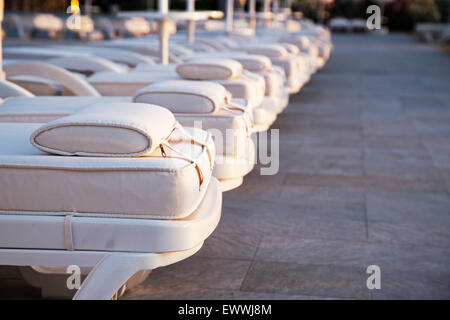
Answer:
133;80;228;114
30;103;176;157
241;44;289;59
224;54;272;73
176;58;243;80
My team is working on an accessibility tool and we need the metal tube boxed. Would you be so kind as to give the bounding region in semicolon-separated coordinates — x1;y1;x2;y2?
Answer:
249;0;256;31
0;0;4;80
225;0;233;36
158;0;168;14
186;0;195;43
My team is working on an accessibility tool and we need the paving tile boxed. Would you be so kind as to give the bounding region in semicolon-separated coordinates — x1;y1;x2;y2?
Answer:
220;193;366;241
422;138;450;169
279;187;365;211
289;217;368;242
224;169;285;200
284;173;363;189
279;145;363;177
241;261;369;299
364;147;434;169
255;236;450;273
279;131;363;148
439;168;450;193
216;203;304;237
368;220;450;248
364;164;443;181
363;175;447;193
127;256;252;294
196;230;261;260
401;96;450;121
283;172;445;193
413;119;450;139
364;135;425;150
366;191;450;224
362;119;417;137
370;268;450;299
366;191;450;246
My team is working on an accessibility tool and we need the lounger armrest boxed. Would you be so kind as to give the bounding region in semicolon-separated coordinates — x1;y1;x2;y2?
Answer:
4;62;101;97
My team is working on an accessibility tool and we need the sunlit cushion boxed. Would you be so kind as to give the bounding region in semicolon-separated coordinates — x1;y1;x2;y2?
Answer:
30;103;176;157
176;58;243;80
134;80;228;114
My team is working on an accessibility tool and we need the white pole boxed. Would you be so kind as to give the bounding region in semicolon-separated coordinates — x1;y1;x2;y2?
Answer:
225;0;233;36
157;0;170;64
158;0;168;14
248;0;256;30
263;0;271;13
186;0;195;43
187;0;194;12
263;0;271;28
0;0;4;80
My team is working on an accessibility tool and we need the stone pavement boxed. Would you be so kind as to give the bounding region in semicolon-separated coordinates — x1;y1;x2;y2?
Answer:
1;33;449;299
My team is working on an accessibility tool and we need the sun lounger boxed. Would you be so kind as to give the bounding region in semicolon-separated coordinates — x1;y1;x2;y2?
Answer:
173;58;276;132
177;52;289;114
0;103;221;299
237;43;307;93
133;80;255;191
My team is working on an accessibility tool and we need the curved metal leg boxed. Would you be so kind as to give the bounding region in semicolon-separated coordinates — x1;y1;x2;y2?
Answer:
74;244;203;300
74;254;143;300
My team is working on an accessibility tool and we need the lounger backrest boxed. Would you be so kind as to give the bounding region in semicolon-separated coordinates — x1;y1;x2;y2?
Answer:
176;58;243;81
183;53;272;73
240;44;289;60
133;80;229;114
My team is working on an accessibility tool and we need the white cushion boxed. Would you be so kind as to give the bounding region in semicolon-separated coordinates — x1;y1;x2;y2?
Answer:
31;103;176;157
231;54;272;72
213;136;255;180
133;80;228;114
176;108;251;158
0;123;214;219
278;35;311;51
241;44;289;59
176;58;243;80
278;42;300;55
184;53;272;73
253;107;277;127
262;70;283;96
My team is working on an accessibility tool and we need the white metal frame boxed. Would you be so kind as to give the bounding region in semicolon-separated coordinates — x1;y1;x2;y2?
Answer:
0;245;202;299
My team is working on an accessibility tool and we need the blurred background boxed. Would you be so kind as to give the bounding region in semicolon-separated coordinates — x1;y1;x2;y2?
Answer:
4;0;450;31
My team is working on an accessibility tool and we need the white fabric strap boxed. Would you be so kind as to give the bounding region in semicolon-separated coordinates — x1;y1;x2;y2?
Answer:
175;122;214;170
222;91;253;134
158;122;213;190
64;215;74;251
160;140;205;189
225;101;253;135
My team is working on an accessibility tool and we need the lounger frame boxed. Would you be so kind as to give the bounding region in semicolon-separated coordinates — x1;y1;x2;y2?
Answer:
0;245;202;299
